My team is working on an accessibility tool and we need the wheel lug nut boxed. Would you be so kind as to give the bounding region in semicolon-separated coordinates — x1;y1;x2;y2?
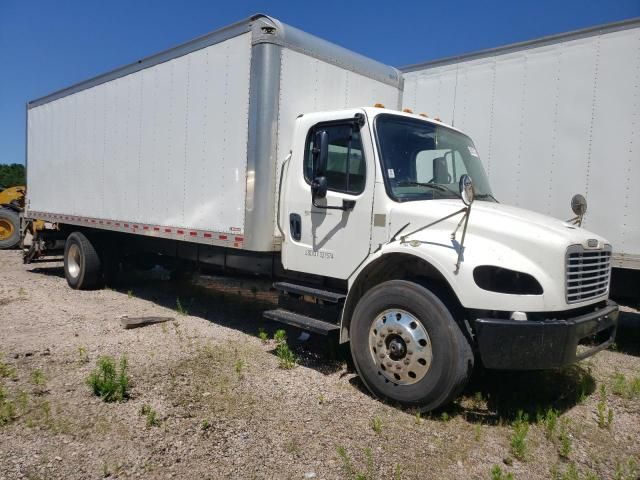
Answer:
396;365;402;370
377;341;383;347
407;350;413;355
404;359;410;365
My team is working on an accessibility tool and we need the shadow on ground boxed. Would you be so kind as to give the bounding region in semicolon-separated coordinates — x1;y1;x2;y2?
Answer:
27;262;627;422
615;310;640;357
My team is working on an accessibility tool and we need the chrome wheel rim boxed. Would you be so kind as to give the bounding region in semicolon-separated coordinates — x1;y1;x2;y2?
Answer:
67;243;81;279
369;309;433;385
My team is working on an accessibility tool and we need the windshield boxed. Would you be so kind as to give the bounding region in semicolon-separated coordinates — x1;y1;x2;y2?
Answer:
374;114;493;202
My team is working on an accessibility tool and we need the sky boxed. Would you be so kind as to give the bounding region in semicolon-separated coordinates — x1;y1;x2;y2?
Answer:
1;0;638;165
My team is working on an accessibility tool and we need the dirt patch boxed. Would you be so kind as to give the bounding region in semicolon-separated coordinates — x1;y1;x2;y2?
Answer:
0;250;639;479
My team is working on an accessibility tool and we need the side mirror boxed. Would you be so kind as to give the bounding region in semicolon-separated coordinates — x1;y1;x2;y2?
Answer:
312;130;329;176
459;174;475;206
571;194;587;216
311;176;328;200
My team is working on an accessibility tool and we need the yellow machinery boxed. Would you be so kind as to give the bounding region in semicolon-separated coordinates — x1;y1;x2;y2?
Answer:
0;185;44;249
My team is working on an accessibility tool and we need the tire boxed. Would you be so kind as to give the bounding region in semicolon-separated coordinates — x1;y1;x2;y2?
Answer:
0;208;20;249
64;232;103;290
349;280;473;411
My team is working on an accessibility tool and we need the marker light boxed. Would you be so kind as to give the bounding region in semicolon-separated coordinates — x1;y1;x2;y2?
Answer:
402;108;413;113
374;103;385;108
419;113;429;118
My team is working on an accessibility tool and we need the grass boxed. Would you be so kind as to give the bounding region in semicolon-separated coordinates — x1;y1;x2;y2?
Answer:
0;384;16;426
140;404;160;427
558;419;572;459
509;410;529;461
234;358;246;378
371;416;382;434
273;330;296;369
258;328;269;343
77;346;89;364
491;465;515;480
537;407;558;440
201;419;210;430
86;355;130;402
336;446;375;480
611;372;640;399
176;297;188;316
31;369;46;386
0;354;17;379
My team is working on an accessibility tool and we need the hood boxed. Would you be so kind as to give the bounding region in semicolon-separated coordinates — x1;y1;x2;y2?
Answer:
390;199;608;252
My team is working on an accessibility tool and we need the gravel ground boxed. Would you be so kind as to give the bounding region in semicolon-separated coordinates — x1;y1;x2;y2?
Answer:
0;249;639;480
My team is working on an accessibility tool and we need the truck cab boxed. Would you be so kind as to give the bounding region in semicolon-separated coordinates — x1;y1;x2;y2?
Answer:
277;107;618;409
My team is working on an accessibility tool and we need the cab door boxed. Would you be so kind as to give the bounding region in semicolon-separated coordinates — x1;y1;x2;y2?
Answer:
281;111;375;279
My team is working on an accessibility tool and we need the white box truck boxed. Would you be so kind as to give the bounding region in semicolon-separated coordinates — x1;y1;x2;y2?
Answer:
24;14;618;410
401;17;640;301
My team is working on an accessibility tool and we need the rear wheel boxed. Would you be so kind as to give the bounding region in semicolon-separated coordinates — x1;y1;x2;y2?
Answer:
0;208;20;249
349;280;473;411
64;232;103;290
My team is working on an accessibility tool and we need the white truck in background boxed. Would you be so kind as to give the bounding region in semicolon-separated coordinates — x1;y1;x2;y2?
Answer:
24;14;618;410
401;17;640;301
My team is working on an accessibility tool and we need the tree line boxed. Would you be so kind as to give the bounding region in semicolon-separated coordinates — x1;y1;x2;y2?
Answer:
0;164;25;189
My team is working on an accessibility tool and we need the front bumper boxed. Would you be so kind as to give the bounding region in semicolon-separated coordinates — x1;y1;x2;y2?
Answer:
475;301;618;370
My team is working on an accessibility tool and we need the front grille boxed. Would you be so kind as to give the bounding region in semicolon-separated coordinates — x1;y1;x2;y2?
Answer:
565;244;612;304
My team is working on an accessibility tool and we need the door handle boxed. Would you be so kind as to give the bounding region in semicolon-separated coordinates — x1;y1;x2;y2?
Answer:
289;213;301;241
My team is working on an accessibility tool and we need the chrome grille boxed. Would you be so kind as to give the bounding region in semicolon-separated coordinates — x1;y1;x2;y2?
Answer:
565;244;612;304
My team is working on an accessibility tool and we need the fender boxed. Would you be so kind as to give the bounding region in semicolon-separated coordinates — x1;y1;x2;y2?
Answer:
339;244;459;343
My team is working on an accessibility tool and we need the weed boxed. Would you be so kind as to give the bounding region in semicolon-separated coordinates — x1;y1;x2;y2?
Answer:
77;346;89;364
127;290;134;298
274;330;296;369
258;328;269;343
0;355;16;379
234;358;246;378
558;420;571;459
337;446;376;480
472;391;485;409
16;390;29;413
474;423;482;441
562;463;579;480
612;373;627;396
285;438;300;454
87;355;130;402
363;447;374;479
440;411;450;422
491;465;515;480
140;404;160;427
596;400;613;429
611;373;640;399
541;407;558;439
0;385;16;426
318;393;326;405
394;463;402;480
176;297;188;316
509;410;529;461
371;416;382;434
31;369;45;386
414;411;422;425
201;419;210;430
614;457;638;480
337;446;355;478
274;329;287;344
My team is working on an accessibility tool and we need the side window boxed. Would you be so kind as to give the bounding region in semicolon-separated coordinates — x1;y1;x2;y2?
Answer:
305;123;365;195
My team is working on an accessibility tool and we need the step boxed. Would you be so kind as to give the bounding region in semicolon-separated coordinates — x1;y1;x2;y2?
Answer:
273;282;346;304
263;309;340;336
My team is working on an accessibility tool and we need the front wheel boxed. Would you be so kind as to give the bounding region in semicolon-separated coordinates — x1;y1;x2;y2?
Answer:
349;280;473;411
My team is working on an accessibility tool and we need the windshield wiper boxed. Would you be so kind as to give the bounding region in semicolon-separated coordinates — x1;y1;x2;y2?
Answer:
395;181;461;198
475;193;499;202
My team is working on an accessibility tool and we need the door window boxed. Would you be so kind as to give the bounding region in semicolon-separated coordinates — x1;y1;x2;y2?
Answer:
304;123;365;195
